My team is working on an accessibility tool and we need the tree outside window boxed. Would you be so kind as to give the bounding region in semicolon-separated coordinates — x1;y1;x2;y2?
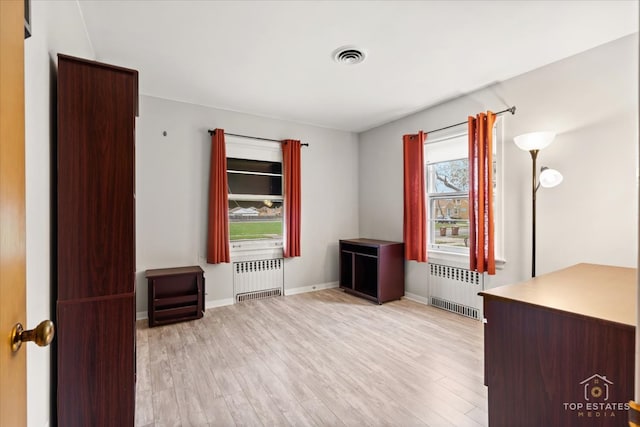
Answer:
428;159;469;251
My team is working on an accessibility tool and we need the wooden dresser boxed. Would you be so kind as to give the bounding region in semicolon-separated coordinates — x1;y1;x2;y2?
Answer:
56;54;138;426
480;263;635;427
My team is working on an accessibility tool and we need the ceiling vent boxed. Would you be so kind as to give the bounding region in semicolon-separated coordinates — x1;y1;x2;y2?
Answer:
332;46;366;65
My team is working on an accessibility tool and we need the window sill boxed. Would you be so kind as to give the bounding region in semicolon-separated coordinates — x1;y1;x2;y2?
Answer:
230;241;284;262
428;250;506;270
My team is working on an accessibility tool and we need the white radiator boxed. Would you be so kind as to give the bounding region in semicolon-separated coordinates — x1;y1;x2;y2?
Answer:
233;259;284;302
428;263;484;320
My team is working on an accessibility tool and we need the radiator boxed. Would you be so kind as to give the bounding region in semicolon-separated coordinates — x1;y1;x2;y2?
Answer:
428;263;484;320
233;259;284;302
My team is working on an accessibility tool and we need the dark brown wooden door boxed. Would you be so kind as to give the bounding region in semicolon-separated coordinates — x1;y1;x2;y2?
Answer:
56;54;137;426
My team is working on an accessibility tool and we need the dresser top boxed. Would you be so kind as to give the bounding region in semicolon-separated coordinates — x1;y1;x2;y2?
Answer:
340;238;403;247
145;265;204;278
480;263;636;327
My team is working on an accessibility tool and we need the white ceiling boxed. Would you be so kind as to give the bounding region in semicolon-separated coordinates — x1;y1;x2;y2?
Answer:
77;0;638;132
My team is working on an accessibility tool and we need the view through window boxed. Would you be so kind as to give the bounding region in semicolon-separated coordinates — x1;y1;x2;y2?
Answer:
227;157;283;243
425;127;498;255
427;158;470;252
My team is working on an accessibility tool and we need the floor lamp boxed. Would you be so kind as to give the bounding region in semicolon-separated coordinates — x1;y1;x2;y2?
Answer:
514;132;563;278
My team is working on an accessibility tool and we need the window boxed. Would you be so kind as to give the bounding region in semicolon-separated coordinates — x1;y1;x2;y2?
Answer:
426;156;470;254
226;136;283;255
425;122;501;257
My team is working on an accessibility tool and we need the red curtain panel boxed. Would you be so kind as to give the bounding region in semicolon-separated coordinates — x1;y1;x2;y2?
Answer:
282;139;301;257
468;112;496;274
403;131;427;262
206;129;230;263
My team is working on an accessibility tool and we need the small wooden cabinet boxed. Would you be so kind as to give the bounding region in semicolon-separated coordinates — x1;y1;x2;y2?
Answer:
146;266;205;327
339;239;405;304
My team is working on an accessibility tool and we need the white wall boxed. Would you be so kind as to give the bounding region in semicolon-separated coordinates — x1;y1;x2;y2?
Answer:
24;2;95;427
135;96;359;314
358;34;639;297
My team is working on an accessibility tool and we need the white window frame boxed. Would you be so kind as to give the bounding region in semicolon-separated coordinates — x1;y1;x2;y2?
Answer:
226;135;284;261
425;118;505;268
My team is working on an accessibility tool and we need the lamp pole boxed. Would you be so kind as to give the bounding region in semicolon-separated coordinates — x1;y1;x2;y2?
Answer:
514;131;561;279
530;149;539;278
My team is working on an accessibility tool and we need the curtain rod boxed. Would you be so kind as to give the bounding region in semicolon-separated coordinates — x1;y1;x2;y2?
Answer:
424;106;516;135
207;129;309;147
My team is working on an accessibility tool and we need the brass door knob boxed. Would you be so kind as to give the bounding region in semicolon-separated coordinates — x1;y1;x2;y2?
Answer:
11;320;55;352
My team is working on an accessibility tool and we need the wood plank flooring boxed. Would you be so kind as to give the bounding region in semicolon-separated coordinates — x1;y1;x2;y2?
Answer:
135;288;487;427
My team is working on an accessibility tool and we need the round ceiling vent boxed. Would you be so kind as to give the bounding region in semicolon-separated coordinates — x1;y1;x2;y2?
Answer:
332;46;366;65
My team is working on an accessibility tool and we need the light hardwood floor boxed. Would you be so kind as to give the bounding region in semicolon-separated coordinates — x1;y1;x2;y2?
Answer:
135;288;487;427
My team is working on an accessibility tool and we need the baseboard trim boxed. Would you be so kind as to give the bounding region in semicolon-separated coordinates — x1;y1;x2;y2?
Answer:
136;285;338;320
285;281;339;296
205;298;235;310
403;292;430;306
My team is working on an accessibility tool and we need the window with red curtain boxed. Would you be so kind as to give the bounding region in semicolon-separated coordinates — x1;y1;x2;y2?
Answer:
282;139;301;257
206;128;230;263
468;112;496;274
424;133;470;254
403;131;427;262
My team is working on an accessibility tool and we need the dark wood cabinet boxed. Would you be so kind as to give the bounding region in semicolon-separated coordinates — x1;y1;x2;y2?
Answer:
480;264;635;427
146;266;205;327
56;54;137;426
339;239;404;304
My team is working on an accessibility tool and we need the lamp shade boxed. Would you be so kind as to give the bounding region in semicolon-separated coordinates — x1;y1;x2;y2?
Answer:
514;131;556;151
539;167;563;188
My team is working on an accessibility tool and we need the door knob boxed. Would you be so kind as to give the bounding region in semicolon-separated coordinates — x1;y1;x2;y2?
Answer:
10;320;55;352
